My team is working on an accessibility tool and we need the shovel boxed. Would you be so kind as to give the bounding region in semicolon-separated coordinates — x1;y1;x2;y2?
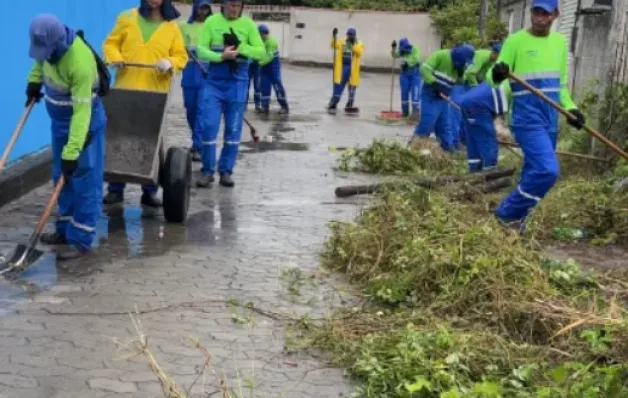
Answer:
0;101;36;171
0;176;65;275
187;50;260;144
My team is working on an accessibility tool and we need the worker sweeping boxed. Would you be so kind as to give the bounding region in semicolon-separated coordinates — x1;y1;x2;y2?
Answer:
102;0;188;208
327;28;364;113
412;44;476;152
247;60;261;112
489;0;585;233
195;0;265;188
179;0;213;163
258;24;289;114
26;14;107;260
458;81;511;173
450;42;503;148
392;37;422;119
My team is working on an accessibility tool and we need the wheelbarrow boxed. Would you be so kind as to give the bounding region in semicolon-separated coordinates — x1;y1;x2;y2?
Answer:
101;84;192;224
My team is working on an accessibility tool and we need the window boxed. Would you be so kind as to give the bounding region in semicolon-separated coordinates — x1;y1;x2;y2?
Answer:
507;10;515;32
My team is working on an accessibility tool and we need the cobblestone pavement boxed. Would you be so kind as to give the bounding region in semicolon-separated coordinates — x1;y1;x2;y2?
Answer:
0;65;410;397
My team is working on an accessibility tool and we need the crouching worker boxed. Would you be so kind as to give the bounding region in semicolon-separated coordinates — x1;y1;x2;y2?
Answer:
102;0;188;208
258;24;289;114
458;81;511;172
195;0;265;188
26;14;106;260
180;0;213;162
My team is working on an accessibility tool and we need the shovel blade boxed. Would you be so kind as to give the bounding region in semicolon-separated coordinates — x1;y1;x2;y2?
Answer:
0;244;44;275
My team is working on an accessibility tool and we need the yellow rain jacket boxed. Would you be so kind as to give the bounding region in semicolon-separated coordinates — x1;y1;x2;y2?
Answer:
103;8;188;92
331;37;364;87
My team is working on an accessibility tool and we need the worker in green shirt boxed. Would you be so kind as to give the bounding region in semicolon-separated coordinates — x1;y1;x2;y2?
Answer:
412;44;475;152
179;0;212;162
195;0;265;188
392;37;422;119
26;14;107;260
257;24;289;114
489;0;586;233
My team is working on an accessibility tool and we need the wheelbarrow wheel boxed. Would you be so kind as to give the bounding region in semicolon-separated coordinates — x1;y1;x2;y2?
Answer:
162;147;192;223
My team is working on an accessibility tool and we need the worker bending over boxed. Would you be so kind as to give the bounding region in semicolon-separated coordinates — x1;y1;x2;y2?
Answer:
102;0;188;208
489;0;585;233
412;44;475;152
392;37;422;119
179;0;213;162
327;28;364;113
450;42;502;148
196;0;265;188
458;81;511;172
257;24;289;114
26;14;107;260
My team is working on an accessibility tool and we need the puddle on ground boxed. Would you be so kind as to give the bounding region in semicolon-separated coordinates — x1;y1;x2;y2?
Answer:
251;113;321;123
240;141;309;153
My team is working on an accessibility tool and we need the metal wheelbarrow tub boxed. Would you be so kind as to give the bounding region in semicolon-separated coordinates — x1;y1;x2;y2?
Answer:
102;88;192;223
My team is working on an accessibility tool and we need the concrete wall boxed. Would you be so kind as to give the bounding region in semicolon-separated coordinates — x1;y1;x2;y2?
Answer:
285;9;441;68
0;0;136;166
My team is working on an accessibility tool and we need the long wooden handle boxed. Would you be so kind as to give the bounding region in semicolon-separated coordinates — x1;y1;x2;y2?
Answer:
497;139;609;162
389;57;395;112
508;72;628;160
0;102;35;171
33;176;65;238
108;62;156;69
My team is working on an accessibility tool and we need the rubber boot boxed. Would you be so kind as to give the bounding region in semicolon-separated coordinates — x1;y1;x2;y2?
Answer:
190;149;202;163
495;215;527;235
278;106;289;115
141;191;162;208
40;232;67;245
327;97;339;111
219;173;235;187
196;174;214;188
56;245;89;261
103;191;124;205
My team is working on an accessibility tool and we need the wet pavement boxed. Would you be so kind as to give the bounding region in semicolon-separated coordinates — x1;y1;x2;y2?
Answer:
0;65;410;397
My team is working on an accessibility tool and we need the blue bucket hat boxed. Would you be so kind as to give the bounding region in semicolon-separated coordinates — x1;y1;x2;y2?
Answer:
188;0;212;23
258;24;269;34
531;0;558;12
29;14;69;62
139;0;180;21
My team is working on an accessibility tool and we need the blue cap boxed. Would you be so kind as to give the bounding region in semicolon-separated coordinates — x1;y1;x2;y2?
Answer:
347;28;356;36
29;14;66;61
399;37;411;51
258;24;269;34
491;42;502;53
531;0;558;12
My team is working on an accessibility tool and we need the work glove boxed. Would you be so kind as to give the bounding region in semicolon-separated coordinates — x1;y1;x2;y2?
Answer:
401;62;408;71
25;82;43;107
156;58;172;74
332;27;338;37
60;132;92;180
431;83;444;97
492;62;510;84
347;36;356;45
566;109;586;130
392;40;397;50
223;28;241;48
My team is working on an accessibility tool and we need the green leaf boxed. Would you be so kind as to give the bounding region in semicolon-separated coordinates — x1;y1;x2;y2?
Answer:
405;376;432;393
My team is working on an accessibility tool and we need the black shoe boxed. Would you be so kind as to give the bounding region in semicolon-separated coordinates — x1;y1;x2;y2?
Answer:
141;192;162;208
327;101;338;110
278;107;289;115
260;108;270;115
254;107;263;113
40;232;67;245
191;149;202;162
196;174;214;188
219;173;235;187
56;245;89;261
103;191;124;205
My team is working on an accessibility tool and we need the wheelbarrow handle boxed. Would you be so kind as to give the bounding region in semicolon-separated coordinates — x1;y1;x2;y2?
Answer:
0;101;35;171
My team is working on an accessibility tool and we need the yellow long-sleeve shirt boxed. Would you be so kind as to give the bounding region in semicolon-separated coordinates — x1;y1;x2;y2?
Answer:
103;8;188;92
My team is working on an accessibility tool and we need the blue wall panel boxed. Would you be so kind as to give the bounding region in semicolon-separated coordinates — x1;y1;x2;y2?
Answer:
0;0;136;164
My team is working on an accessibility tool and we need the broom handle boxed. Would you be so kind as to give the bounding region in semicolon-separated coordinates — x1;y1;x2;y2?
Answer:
0;102;35;171
508;72;628;160
31;176;65;245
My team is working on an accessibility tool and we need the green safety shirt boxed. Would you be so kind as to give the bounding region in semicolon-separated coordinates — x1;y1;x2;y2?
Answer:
197;13;265;80
466;49;494;85
259;36;279;66
138;15;162;43
27;39;98;161
392;45;422;70
487;29;576;130
421;49;474;95
179;21;204;50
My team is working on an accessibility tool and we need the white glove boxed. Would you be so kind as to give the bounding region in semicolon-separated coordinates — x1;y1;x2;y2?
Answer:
156;58;172;74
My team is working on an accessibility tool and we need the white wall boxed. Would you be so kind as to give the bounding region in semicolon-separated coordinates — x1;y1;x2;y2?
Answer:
286;9;441;68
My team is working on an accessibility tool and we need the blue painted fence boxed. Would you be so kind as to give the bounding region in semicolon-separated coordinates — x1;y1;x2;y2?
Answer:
0;0;136;165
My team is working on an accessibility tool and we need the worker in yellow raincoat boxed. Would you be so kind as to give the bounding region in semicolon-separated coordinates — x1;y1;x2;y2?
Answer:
326;28;364;113
102;0;188;208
